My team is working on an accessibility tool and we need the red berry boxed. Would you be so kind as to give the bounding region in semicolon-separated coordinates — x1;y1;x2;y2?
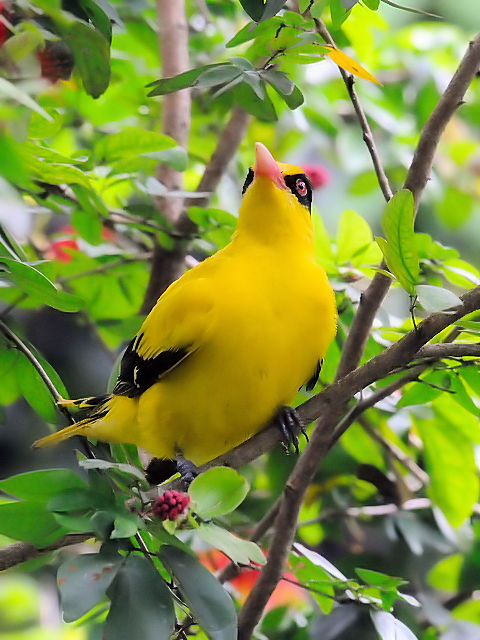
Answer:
152;490;191;521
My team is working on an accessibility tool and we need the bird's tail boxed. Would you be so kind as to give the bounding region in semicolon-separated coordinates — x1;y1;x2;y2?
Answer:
32;394;112;449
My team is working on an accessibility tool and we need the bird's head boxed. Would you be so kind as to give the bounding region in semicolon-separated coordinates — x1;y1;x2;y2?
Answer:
236;143;314;247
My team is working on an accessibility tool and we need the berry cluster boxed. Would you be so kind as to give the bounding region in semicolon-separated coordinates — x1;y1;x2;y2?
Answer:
152;490;191;521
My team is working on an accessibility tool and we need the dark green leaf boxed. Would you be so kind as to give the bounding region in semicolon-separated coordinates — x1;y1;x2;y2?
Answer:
363;0;380;8
48;488;97;512
189;467;249;518
146;65;219;96
62;21;111;98
16;353;58;422
159;545;237;640
80;0;113;42
0;469;87;502
58;551;123;622
233;80;277;121
0;502;66;546
239;0;266;21
105;555;175;640
196;65;242;88
260;0;288;21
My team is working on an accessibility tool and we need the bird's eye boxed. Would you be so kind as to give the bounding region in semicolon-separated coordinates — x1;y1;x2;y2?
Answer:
296;179;308;197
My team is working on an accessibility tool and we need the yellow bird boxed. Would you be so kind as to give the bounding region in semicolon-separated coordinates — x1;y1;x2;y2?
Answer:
34;143;337;479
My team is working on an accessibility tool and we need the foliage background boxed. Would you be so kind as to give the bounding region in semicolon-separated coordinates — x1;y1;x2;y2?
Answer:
1;1;480;639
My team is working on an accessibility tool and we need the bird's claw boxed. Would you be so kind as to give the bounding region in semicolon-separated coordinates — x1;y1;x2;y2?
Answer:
275;406;306;456
176;457;199;488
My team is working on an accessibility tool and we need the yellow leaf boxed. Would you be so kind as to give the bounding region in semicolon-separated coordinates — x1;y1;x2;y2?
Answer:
324;45;382;85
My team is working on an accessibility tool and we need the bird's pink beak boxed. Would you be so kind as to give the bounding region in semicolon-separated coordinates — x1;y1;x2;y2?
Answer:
254;142;287;191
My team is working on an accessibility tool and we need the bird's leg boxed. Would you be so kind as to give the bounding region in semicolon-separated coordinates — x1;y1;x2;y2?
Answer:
176;455;199;488
274;406;308;456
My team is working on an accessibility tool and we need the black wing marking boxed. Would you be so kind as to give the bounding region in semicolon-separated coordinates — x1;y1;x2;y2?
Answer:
305;359;322;392
113;334;191;398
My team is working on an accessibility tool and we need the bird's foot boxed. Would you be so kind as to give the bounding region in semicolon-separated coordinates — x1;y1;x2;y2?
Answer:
275;406;308;456
176;456;199;488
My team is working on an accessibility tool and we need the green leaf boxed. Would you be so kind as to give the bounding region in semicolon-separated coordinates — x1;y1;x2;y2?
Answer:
71;208;103;245
79;458;148;487
105;555;175;640
17;353;57;422
0;502;66;546
330;0;350;28
233;80;277;121
95;127;177;163
111;512;142;539
261;70;304;109
146;64;219;96
0;469;87;502
189;467;249;518
62;20;111;98
0;258;82;312
196;64;242;88
80;0;113;42
377;190;419;294
197;523;266;566
356;568;405;589
47;488;97;512
416;285;462;313
363;0;380;8
58;551;123;622
239;0;267;21
427;554;464;591
337;209;375;265
293;542;348;581
417;418;479;527
159;545;237;640
260;0;288;22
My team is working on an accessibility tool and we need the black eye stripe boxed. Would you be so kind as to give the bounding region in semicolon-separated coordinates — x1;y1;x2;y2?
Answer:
284;173;312;212
241;168;312;213
242;168;254;195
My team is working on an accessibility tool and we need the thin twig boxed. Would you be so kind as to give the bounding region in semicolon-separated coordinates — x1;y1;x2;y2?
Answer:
335;30;480;380
313;17;393;202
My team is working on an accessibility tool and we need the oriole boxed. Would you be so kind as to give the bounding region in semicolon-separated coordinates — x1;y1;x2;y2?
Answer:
34;143;337;477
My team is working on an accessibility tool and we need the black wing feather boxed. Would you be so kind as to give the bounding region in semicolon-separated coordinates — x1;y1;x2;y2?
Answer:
305;359;322;392
113;334;190;398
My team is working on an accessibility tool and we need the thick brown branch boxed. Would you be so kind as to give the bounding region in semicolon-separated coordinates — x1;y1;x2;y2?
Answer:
237;285;480;637
335;31;480;379
0;534;92;571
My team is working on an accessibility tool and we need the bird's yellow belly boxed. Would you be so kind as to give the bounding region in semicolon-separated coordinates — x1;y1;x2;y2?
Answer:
136;290;334;465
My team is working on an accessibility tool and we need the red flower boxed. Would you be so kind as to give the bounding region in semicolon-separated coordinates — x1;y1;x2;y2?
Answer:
199;549;307;610
152;490;191;521
302;164;330;189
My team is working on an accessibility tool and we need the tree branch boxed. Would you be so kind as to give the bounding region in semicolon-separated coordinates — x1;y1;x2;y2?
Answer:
335;31;480;380
0;534;92;571
313;17;393;202
236;285;480;638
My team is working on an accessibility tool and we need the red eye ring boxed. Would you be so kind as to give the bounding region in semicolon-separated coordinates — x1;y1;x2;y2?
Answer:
296;179;308;197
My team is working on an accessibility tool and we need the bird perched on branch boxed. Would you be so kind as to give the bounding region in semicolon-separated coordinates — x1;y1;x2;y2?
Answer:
34;143;337;482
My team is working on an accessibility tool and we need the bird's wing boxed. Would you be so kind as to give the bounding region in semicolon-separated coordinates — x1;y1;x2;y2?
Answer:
304;359;322;392
113;276;214;397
